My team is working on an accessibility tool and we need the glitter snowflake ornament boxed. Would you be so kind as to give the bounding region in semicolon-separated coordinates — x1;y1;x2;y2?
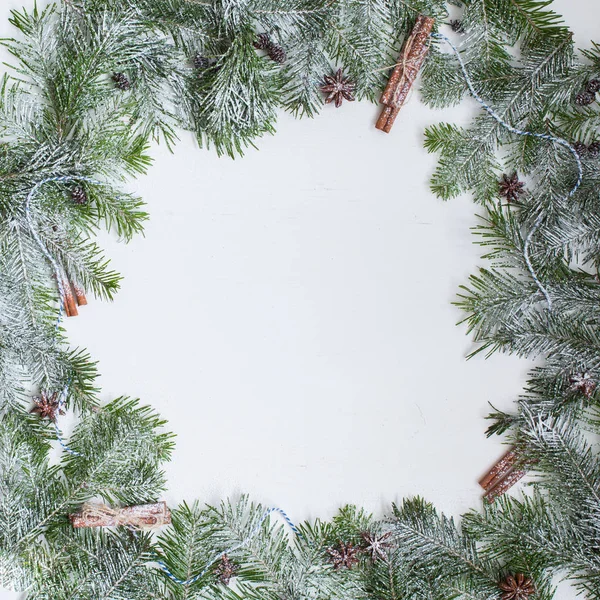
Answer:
320;68;356;108
30;391;64;422
361;531;393;561
326;541;360;569
569;371;597;398
499;573;535;600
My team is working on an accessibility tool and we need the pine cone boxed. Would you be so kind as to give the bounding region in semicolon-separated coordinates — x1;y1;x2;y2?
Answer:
267;43;286;64
253;32;271;50
575;91;595;106
587;78;600;93
71;186;88;205
573;141;588;156
588;141;600;157
193;53;210;70
215;555;238;585
112;72;131;91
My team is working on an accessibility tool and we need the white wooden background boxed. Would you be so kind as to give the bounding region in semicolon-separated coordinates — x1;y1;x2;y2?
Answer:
0;1;595;597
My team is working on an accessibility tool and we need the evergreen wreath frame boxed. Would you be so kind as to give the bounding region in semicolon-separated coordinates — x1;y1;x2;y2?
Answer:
1;0;600;598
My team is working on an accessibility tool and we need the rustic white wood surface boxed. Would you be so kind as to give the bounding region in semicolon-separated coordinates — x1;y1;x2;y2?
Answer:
0;1;595;597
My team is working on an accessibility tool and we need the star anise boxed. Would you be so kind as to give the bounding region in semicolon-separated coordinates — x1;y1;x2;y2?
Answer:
361;531;393;561
30;391;64;422
499;173;525;203
499;573;535;600
326;541;360;569
215;554;239;585
450;19;465;34
569;371;597;398
320;68;356;108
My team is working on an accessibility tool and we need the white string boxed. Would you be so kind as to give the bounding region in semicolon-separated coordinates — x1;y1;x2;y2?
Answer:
432;32;585;310
25;175;98;451
156;507;302;586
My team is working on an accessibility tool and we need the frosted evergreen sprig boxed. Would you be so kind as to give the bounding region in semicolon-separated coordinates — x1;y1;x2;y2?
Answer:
2;0;600;598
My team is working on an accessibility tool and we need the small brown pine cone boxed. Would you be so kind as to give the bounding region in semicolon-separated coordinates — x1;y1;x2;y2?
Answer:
193;53;210;70
71;186;88;205
575;91;595;106
253;33;271;50
112;72;131;91
587;78;600;93
267;43;286;64
588;142;600;157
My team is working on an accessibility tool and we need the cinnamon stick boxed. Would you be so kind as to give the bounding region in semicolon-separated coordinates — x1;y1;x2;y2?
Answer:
479;448;519;491
73;283;88;306
376;14;435;133
61;278;78;317
375;105;401;134
70;502;171;529
483;469;526;504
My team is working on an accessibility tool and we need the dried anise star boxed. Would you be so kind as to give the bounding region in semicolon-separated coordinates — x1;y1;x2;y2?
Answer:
499;173;525;203
361;531;393;561
569;371;597;398
30;391;64;422
320;68;356;108
215;554;239;585
326;541;360;570
450;19;465;33
499;573;535;600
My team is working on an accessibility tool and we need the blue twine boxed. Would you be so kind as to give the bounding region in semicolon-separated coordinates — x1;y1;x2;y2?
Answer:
25;175;98;450
156;507;302;586
25;174;99;330
432;32;584;310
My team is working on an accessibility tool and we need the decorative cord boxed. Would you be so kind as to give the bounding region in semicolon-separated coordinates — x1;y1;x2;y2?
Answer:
25;174;98;451
25;174;99;328
432;32;584;310
156;507;302;586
